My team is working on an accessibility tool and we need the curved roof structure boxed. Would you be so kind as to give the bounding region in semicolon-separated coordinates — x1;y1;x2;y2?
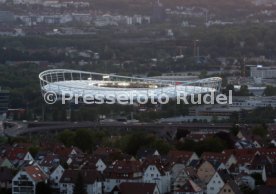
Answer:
39;69;222;101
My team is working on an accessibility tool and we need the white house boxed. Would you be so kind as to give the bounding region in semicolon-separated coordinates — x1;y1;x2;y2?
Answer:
95;158;106;173
59;169;103;194
168;150;199;166
172;168;192;192
103;160;143;192
171;163;186;182
49;165;64;189
235;175;255;190
207;170;231;194
143;163;171;194
174;179;203;194
12;166;48;194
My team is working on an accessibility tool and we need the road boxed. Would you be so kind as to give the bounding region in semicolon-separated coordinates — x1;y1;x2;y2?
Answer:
2;121;237;137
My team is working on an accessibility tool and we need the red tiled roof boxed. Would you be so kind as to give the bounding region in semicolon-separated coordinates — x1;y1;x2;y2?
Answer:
105;160;142;179
168;150;195;163
223;148;276;164
94;147;121;156
53;146;82;159
60;169;102;184
24;166;48;182
142;158;170;176
6;148;28;161
39;154;60;167
201;152;230;163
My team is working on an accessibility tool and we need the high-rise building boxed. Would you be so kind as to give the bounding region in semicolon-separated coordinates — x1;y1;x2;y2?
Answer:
0;11;15;23
0;88;9;120
250;65;276;81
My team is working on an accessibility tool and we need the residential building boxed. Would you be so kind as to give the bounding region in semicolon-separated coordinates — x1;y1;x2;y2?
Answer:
12;165;48;194
142;160;171;194
201;152;237;169
104;160;143;192
197;160;216;184
218;180;242;194
0;11;15;23
0;167;14;191
174;179;203;194
49;165;64;189
250;65;276;79
168;150;199;166
111;182;160;194
207;170;231;194
235;174;255;190
59;169;103;194
137;148;160;161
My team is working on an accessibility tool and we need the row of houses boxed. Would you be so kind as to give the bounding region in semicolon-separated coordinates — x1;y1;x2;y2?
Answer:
0;0;90;7
0;10;151;27
1;142;276;194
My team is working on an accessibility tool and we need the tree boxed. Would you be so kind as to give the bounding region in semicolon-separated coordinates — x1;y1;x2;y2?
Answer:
230;125;240;136
252;125;268;138
199;71;207;78
263;85;276;96
36;182;52;194
223;84;235;96
28;146;40;158
73;173;87;194
240;185;258;194
238;85;251;96
251;173;264;185
58;130;75;147
150;139;172;154
74;129;94;152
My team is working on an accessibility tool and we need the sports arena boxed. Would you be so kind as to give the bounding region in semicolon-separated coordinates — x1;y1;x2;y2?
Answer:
39;69;222;101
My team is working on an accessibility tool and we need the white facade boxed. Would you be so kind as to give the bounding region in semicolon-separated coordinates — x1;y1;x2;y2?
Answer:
13;171;36;194
87;182;102;194
60;182;74;194
231;97;276;109
12;167;47;194
207;172;225;194
50;165;64;189
250;66;276;79
95;159;106;173
236;175;255;190
24;152;34;161
104;177;142;192
171;164;186;182
225;155;237;169
187;153;200;166
143;165;171;194
39;69;222;102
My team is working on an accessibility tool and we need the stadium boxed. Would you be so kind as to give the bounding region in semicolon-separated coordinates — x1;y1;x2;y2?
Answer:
39;69;222;102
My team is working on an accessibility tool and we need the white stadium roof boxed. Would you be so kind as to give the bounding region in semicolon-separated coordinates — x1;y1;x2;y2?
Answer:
39;69;222;100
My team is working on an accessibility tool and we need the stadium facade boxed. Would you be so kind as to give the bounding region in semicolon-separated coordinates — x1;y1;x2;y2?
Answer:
39;69;222;102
